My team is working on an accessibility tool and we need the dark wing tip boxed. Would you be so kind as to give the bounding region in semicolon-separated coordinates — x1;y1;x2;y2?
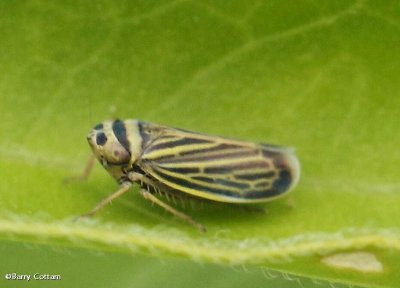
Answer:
272;151;300;194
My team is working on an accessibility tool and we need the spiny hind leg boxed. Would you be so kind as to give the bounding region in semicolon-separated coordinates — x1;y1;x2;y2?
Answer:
126;171;206;232
140;189;206;233
76;182;132;219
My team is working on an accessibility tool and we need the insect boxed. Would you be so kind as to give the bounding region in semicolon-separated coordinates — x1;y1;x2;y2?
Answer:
77;119;300;232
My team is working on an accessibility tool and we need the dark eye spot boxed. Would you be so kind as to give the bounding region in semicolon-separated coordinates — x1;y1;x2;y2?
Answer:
113;150;120;156
93;123;103;130
96;132;107;146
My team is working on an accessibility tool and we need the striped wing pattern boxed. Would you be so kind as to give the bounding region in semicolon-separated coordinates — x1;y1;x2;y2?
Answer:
139;126;298;203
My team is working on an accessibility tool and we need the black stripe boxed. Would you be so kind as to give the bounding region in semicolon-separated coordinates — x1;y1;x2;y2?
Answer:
93;123;104;130
161;166;200;174
154;168;239;197
179;143;243;156
243;188;285;199
138;121;151;150
260;143;283;149
158;150;259;164
273;156;289;169
204;161;269;174
192;176;249;189
130;164;146;175
272;170;292;193
254;181;271;188
261;149;281;158
148;137;212;152
112;120;131;153
234;171;276;181
244;170;292;199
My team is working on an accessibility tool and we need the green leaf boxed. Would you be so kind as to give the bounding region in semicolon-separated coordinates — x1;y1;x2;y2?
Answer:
0;240;357;288
1;0;399;287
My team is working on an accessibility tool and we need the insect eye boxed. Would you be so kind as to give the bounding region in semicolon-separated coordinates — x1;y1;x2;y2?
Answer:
145;129;152;134
96;132;107;146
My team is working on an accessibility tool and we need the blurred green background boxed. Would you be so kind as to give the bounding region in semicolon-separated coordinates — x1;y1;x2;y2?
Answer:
1;0;399;287
0;240;358;288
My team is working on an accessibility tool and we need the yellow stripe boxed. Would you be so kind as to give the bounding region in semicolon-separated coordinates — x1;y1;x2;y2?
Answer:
144;143;217;159
156;156;265;168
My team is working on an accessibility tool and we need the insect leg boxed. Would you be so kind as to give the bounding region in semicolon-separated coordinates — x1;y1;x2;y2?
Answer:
126;171;207;232
64;154;96;183
140;189;207;233
77;182;132;219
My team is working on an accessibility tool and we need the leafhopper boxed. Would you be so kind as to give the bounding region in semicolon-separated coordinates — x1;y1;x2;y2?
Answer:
77;120;300;231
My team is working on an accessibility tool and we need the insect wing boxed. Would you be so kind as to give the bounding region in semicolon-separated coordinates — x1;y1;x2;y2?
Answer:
139;125;300;203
